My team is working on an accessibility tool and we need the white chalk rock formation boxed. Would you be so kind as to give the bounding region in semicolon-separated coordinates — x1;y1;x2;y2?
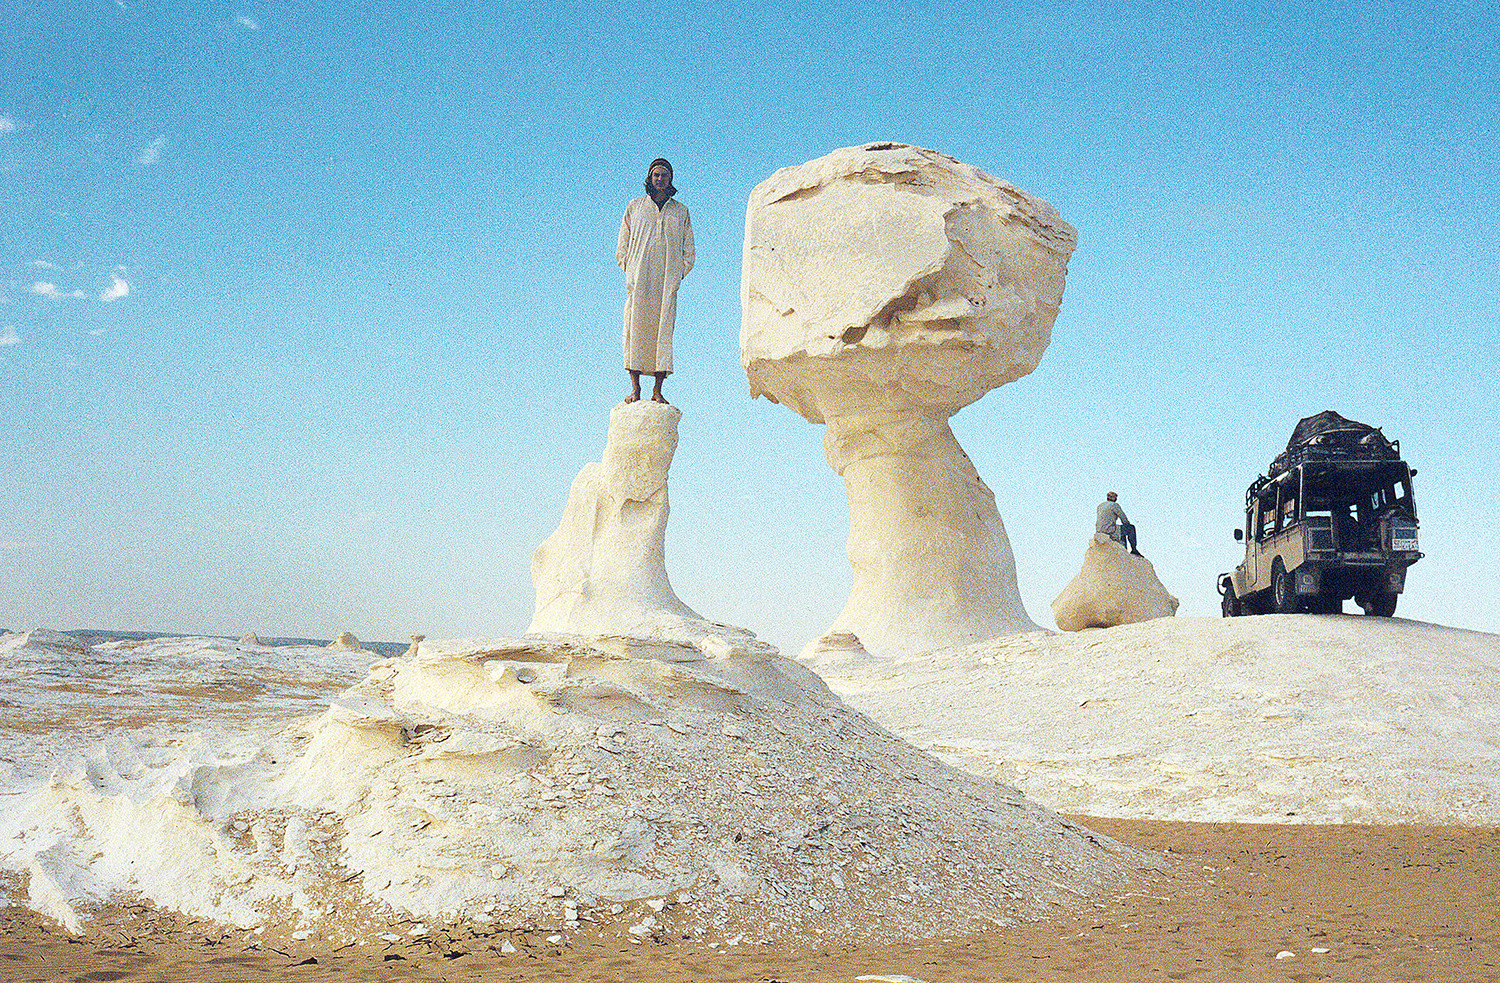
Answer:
529;401;704;639
327;631;363;651
239;632;262;646
2;630;1144;942
741;143;1076;658
1051;536;1180;631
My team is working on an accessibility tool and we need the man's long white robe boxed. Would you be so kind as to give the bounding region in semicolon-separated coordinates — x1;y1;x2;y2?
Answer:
617;196;694;374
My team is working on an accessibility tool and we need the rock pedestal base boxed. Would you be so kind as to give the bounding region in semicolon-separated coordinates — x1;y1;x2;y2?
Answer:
820;409;1037;656
528;401;702;638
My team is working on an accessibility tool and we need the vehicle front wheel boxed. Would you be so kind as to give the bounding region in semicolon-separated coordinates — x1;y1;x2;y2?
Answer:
1361;591;1398;617
1271;559;1298;614
1221;580;1241;618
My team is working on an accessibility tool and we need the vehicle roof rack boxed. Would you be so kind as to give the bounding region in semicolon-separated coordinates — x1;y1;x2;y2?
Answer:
1268;410;1399;478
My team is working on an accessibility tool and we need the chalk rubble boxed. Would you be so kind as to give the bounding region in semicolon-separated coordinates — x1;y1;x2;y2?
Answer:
1051;535;1180;631
742;143;1076;658
259;627;1146;943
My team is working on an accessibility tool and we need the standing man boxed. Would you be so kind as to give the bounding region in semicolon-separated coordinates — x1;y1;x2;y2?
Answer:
1096;491;1142;556
617;157;694;404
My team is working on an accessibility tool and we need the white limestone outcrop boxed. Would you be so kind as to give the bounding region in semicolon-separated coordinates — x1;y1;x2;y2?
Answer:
528;401;704;640
800;616;1500;825
0;627;1146;942
327;631;364;651
1051;535;1180;631
741;143;1077;658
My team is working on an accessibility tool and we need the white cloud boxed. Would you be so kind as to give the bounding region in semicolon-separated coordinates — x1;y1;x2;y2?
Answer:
0;115;16;134
89;328;107;336
0;326;19;346
33;282;85;300
235;14;260;30
33;259;60;270
137;136;165;165
101;274;130;302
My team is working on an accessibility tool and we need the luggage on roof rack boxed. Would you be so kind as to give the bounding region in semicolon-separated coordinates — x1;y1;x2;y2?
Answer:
1268;410;1399;478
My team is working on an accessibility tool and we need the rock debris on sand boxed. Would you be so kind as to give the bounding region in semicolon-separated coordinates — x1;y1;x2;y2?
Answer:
0;628;1151;945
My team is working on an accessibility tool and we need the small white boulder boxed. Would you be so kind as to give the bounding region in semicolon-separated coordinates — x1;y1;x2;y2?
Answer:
1051;536;1179;631
327;631;364;651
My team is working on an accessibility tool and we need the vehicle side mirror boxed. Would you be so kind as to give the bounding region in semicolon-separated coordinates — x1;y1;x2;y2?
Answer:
1234;528;1244;542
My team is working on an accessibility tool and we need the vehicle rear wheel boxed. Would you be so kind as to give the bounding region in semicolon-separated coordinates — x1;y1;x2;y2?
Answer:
1271;559;1298;614
1361;591;1398;617
1221;580;1241;618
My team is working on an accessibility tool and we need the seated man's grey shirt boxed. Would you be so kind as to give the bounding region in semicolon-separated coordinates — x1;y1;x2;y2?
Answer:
1096;500;1130;538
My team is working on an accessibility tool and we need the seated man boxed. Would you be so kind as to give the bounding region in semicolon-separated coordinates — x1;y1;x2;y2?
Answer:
1096;491;1142;556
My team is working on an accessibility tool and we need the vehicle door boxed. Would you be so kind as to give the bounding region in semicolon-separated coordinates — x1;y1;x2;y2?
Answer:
1251;492;1276;590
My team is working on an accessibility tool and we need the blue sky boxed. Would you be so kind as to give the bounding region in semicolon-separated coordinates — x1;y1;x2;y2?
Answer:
3;0;1497;649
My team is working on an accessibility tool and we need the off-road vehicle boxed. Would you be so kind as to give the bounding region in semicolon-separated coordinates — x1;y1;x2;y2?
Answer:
1218;411;1422;617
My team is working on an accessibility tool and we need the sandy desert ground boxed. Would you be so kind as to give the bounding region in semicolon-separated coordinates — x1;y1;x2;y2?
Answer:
2;817;1496;982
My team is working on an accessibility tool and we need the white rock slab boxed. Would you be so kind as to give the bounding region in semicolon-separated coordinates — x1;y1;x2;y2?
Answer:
801;616;1500;825
742;143;1077;658
1052;535;1180;631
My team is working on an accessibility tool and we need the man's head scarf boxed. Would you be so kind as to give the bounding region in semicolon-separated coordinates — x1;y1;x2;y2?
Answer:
644;158;677;198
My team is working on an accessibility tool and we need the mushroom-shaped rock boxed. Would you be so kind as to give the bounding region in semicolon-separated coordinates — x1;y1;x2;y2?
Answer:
1052;535;1180;631
741;143;1076;657
529;400;702;639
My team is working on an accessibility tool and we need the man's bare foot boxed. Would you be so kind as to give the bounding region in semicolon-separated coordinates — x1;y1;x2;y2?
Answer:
624;394;640;403
652;393;669;404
